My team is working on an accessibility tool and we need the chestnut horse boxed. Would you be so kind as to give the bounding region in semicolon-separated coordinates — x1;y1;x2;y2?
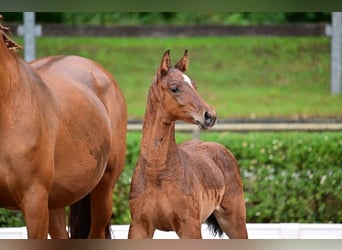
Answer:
128;50;248;239
0;18;127;238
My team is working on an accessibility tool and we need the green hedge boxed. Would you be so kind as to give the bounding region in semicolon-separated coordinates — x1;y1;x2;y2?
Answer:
1;131;341;227
3;12;331;25
200;131;342;223
112;131;342;224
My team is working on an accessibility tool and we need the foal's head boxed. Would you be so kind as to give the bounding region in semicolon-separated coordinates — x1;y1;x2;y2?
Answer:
151;50;217;129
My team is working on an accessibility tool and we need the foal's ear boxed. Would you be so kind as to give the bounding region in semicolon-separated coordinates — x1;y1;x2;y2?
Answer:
158;49;172;79
175;49;189;72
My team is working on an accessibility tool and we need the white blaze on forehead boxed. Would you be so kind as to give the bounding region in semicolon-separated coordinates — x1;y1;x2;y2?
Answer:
182;73;193;88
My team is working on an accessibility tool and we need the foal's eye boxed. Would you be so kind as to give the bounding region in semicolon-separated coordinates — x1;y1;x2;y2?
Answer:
170;86;180;93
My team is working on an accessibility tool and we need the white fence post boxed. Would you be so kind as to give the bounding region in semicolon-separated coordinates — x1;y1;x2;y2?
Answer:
331;12;342;95
17;12;42;62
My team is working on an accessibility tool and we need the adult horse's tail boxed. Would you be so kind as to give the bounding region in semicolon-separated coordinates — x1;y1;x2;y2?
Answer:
205;214;224;238
69;194;112;238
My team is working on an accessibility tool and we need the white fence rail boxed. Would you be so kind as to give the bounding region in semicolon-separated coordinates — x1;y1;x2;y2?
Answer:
1;224;342;239
127;122;342;133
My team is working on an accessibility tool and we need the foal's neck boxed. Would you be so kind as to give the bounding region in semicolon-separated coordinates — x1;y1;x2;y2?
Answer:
140;89;179;169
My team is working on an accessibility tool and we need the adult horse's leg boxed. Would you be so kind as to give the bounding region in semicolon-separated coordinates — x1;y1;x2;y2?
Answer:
88;173;114;238
49;208;69;239
20;185;50;239
18;154;54;239
69;158;125;238
70;155;125;239
88;156;124;238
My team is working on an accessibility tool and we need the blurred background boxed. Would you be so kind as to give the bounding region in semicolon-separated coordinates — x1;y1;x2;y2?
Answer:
1;12;332;25
0;12;341;237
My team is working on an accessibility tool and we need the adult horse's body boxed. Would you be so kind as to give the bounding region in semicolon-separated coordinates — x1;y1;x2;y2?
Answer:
0;19;127;238
128;50;248;239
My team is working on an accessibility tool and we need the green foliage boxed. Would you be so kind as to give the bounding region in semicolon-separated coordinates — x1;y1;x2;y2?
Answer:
60;12;331;26
2;12;331;25
0;209;24;227
32;36;341;120
112;132;141;224
112;131;342;224
199;131;342;223
2;12;63;23
1;132;341;226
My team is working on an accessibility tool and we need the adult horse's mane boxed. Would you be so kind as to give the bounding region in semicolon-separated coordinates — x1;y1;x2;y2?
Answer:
0;15;22;52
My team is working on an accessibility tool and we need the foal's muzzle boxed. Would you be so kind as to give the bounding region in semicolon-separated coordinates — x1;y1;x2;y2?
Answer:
204;111;216;128
195;109;216;129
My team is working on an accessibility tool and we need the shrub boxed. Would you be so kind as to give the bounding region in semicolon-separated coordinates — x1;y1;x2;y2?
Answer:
1;131;341;226
112;131;342;224
199;131;342;223
0;209;24;227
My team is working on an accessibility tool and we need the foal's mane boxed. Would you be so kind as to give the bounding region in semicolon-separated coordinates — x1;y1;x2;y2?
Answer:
0;15;22;52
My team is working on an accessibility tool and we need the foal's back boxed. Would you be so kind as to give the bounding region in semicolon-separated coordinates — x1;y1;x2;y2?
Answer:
179;140;243;193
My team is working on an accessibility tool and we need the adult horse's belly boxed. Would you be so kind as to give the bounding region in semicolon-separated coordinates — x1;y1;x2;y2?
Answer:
39;73;112;208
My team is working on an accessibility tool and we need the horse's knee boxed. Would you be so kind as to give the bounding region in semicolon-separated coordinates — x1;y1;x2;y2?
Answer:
177;229;202;239
128;223;154;239
176;220;202;239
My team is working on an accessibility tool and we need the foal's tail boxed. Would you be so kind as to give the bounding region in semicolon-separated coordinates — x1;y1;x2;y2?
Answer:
205;214;224;238
68;194;112;239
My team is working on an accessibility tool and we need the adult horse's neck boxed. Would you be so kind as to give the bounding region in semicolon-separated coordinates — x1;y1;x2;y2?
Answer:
139;84;179;169
0;34;35;120
0;36;23;98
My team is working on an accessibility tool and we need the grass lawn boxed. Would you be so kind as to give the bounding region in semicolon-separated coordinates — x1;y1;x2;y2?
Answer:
17;36;342;120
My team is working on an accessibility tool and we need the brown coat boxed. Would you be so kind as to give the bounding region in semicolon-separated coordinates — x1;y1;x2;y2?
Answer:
128;50;247;239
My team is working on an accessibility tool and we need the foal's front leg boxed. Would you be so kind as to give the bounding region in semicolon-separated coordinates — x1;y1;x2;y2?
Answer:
128;222;155;239
128;196;155;239
175;219;202;239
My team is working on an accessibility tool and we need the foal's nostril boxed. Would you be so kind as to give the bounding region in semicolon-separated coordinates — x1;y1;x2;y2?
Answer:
204;111;212;125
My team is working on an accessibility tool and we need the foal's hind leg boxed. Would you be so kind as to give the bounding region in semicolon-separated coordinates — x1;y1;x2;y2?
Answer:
214;194;248;239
